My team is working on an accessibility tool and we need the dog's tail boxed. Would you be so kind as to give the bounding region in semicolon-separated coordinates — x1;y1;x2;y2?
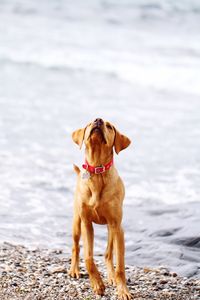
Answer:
73;164;80;175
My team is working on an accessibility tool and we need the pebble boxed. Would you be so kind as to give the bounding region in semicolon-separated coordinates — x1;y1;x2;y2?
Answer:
160;279;168;284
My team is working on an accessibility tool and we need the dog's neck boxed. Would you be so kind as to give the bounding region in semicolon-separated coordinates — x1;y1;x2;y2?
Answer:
85;144;113;167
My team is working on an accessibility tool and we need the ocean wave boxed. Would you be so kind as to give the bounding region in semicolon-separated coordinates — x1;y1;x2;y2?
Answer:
126;167;200;205
1;47;200;97
1;0;200;22
0;56;117;80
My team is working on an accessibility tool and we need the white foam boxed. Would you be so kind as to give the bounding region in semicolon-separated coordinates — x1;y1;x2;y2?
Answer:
126;167;200;205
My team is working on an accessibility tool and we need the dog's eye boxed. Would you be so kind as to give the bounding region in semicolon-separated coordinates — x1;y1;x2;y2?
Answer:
106;124;112;130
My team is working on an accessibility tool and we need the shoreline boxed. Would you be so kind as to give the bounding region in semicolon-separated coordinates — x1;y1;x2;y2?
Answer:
0;242;199;300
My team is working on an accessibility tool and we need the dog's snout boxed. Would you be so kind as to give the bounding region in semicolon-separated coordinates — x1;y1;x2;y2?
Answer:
94;118;103;127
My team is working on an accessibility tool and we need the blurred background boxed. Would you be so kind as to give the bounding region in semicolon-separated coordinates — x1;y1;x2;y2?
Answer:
0;0;200;278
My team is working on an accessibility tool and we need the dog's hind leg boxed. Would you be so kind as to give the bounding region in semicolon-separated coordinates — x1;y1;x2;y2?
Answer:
111;225;131;300
68;214;81;278
105;225;116;285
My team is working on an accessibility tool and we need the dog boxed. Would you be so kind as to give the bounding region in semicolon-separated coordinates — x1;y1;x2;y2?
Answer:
68;118;131;300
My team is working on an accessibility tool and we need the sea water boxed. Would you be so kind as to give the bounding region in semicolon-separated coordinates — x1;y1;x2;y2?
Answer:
0;0;200;277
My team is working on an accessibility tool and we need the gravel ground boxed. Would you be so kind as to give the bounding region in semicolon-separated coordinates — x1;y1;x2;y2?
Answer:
0;242;199;300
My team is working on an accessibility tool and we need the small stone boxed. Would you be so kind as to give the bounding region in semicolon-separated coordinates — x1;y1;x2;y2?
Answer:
2;271;7;275
18;267;27;273
54;249;63;254
143;267;151;273
15;262;21;267
50;266;67;274
12;282;18;287
160;279;168;284
43;272;50;277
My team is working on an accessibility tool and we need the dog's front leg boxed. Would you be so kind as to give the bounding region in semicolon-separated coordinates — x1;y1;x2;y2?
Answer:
109;224;131;300
81;221;105;295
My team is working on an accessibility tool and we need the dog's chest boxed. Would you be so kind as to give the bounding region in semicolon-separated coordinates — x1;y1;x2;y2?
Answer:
83;175;109;203
80;180;109;224
85;185;105;208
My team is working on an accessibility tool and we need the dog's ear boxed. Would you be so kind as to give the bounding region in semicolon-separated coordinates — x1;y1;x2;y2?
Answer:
72;127;86;149
114;128;131;154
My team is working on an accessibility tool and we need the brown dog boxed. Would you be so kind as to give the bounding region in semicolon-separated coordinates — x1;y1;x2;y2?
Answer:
69;118;131;300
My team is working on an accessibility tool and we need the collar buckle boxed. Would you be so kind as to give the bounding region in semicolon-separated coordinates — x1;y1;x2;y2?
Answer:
94;165;105;174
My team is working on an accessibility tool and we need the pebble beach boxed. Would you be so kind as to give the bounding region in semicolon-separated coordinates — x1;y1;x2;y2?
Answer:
0;243;199;300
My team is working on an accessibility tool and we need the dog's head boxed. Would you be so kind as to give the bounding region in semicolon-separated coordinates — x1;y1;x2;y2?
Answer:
72;118;131;154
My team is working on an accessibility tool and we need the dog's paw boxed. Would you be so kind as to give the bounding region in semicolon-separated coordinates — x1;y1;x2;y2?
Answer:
107;271;116;286
68;267;80;279
91;277;105;295
117;286;132;300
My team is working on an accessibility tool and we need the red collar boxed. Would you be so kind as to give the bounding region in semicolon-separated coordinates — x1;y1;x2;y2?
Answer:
82;159;114;174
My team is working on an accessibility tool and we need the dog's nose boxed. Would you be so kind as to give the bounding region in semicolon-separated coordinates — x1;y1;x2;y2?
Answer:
94;118;103;127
